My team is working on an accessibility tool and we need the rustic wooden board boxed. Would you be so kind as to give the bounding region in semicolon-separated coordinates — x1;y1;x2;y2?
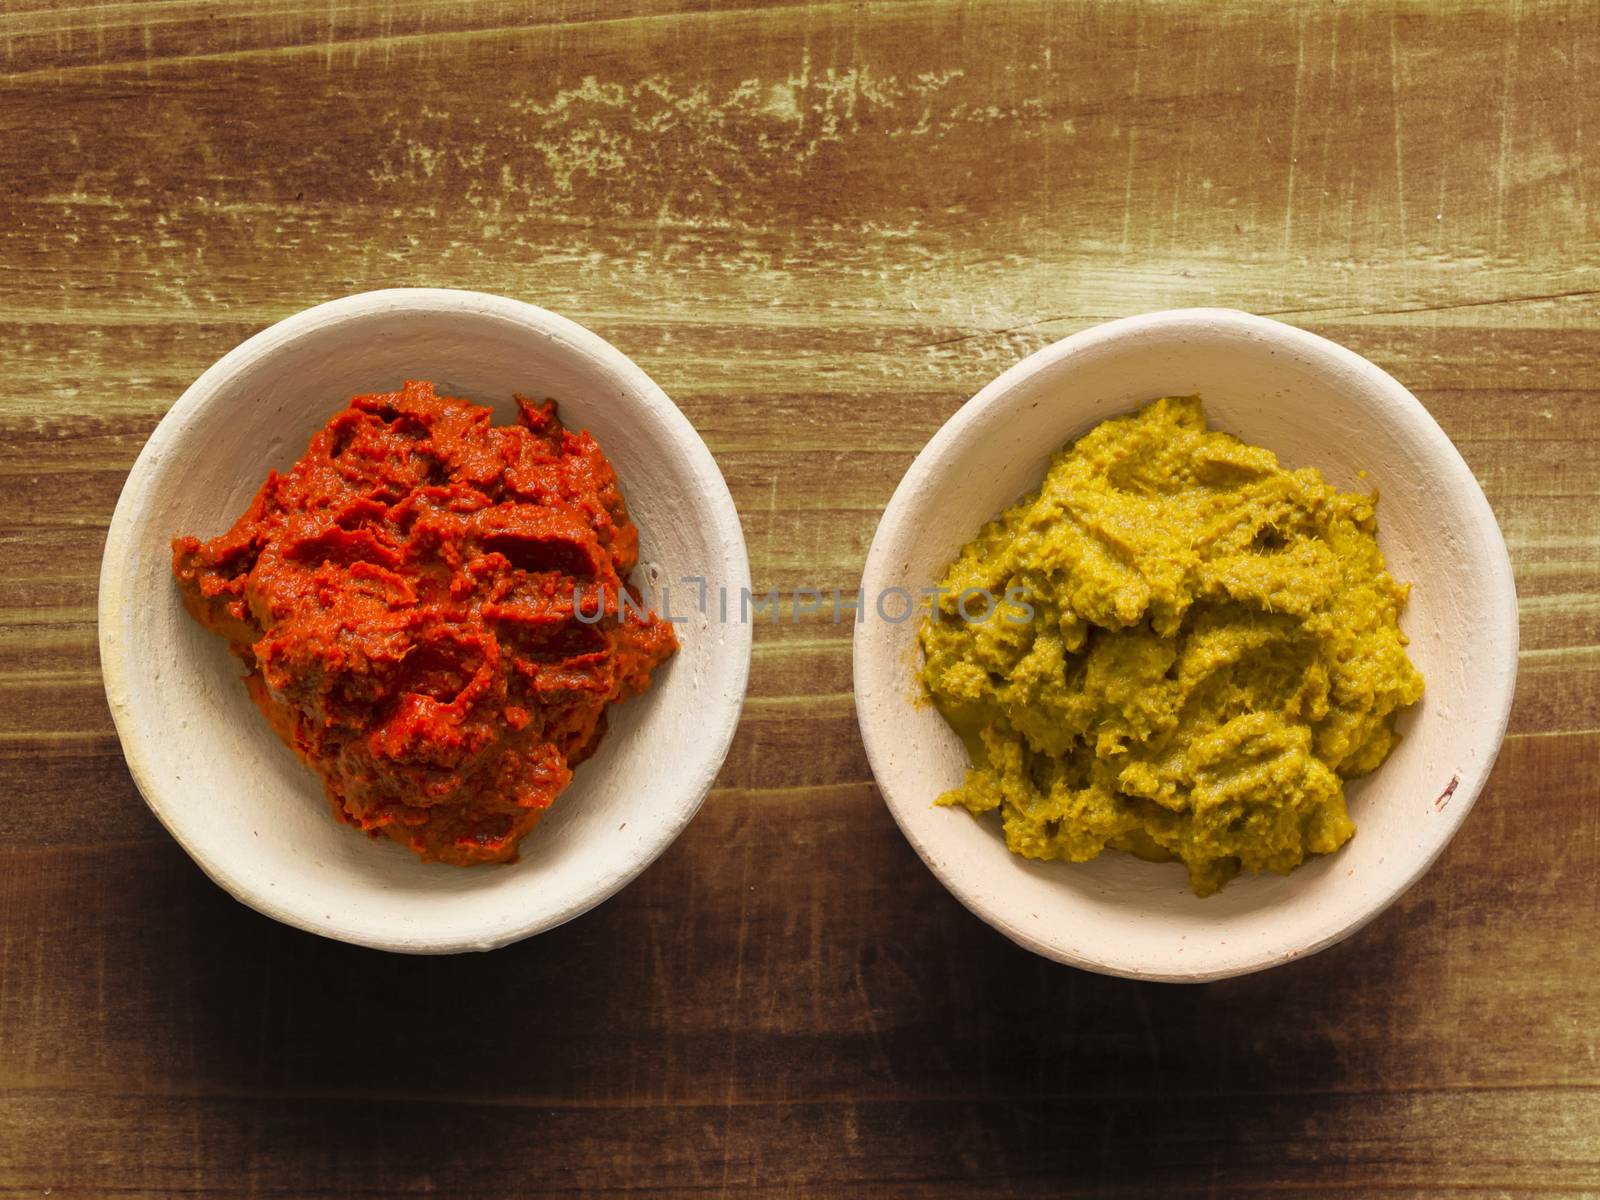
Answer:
2;1;1598;1195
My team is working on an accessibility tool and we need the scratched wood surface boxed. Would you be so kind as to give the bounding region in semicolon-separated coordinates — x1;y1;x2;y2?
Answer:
2;1;1598;1196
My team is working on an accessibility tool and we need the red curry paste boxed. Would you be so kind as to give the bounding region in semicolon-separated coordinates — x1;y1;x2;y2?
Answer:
172;380;677;865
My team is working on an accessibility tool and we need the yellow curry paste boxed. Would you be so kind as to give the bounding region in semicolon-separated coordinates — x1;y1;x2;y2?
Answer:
919;396;1424;895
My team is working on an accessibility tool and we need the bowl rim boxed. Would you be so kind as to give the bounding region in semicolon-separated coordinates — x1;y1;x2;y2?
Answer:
852;306;1519;982
98;287;753;953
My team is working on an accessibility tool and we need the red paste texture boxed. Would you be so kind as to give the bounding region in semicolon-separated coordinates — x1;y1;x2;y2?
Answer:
172;380;677;865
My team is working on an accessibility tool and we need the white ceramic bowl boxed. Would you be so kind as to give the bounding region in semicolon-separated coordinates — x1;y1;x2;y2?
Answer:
854;308;1517;982
100;289;752;953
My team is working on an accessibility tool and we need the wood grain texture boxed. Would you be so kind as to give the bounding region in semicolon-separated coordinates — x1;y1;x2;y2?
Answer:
2;0;1598;1195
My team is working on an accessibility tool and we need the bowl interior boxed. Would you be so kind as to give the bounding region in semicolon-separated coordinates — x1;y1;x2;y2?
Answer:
101;292;750;952
854;310;1517;981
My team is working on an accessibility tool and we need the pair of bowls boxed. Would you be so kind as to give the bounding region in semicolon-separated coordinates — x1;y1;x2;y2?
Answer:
99;291;1517;981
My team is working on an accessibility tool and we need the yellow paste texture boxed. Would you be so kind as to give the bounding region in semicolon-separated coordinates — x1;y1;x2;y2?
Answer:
919;396;1424;895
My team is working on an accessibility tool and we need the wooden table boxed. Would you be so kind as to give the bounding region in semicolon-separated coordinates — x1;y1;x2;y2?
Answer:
3;2;1597;1195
